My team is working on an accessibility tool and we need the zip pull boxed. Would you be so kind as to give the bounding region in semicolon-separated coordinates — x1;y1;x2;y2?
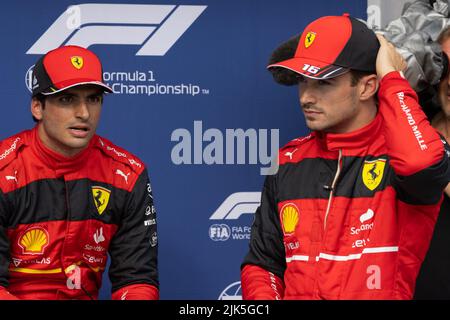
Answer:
324;149;343;229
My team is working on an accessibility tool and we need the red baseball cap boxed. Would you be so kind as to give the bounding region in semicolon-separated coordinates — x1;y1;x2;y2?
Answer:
31;45;113;96
268;14;380;80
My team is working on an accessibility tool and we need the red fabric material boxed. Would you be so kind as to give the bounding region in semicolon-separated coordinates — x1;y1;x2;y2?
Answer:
112;284;159;300
43;46;104;89
0;127;144;194
279;113;386;165
241;265;284;300
0;286;19;300
378;71;443;176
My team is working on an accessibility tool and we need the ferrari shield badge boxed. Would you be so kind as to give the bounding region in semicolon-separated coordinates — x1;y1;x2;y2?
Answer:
362;159;386;191
70;56;84;69
92;186;111;215
304;32;316;48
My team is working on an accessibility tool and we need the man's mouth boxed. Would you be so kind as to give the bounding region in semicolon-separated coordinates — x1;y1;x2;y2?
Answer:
68;126;90;138
304;109;322;114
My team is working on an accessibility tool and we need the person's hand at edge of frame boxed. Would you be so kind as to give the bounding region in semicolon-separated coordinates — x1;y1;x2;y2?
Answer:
375;33;408;79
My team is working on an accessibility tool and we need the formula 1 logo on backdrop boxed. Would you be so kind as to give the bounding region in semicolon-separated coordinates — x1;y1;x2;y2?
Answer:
208;192;261;242
210;192;261;220
27;4;207;56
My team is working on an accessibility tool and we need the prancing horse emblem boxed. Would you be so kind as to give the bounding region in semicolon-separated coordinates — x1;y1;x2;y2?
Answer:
362;159;386;191
91;186;111;215
71;56;84;69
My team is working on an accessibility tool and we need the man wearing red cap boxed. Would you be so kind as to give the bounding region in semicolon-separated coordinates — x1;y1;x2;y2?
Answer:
241;14;450;299
0;46;159;299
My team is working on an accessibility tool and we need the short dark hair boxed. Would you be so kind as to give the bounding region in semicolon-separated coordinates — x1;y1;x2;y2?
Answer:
349;70;374;86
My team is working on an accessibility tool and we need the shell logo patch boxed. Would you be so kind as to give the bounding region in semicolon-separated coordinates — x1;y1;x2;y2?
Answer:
362;159;386;191
70;56;84;69
19;227;49;255
92;186;111;215
280;203;300;235
304;32;316;48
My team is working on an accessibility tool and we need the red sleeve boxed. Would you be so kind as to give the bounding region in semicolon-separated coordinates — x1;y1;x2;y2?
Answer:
378;71;443;176
0;286;19;300
241;264;284;300
111;283;159;300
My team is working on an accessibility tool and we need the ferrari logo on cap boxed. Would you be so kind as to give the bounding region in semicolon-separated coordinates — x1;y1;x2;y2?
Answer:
92;186;111;215
362;159;386;191
71;56;84;69
304;32;316;48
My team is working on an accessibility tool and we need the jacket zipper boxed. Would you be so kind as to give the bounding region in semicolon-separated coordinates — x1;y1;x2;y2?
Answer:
323;149;342;230
63;178;94;300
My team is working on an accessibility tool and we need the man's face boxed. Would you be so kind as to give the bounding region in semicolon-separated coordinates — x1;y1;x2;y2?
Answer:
298;72;364;133
31;85;104;157
439;38;450;118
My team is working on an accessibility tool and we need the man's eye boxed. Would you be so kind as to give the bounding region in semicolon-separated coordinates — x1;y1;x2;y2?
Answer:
59;96;73;103
88;96;102;103
296;76;306;83
318;80;330;85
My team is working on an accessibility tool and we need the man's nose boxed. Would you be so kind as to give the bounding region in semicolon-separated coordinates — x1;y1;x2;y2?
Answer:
75;101;90;120
299;85;317;106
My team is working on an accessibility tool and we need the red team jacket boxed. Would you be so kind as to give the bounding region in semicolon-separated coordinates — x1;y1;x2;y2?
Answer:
241;72;450;299
0;126;158;299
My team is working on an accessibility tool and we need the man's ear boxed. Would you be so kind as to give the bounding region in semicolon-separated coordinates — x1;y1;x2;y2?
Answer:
30;98;43;121
358;74;379;101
